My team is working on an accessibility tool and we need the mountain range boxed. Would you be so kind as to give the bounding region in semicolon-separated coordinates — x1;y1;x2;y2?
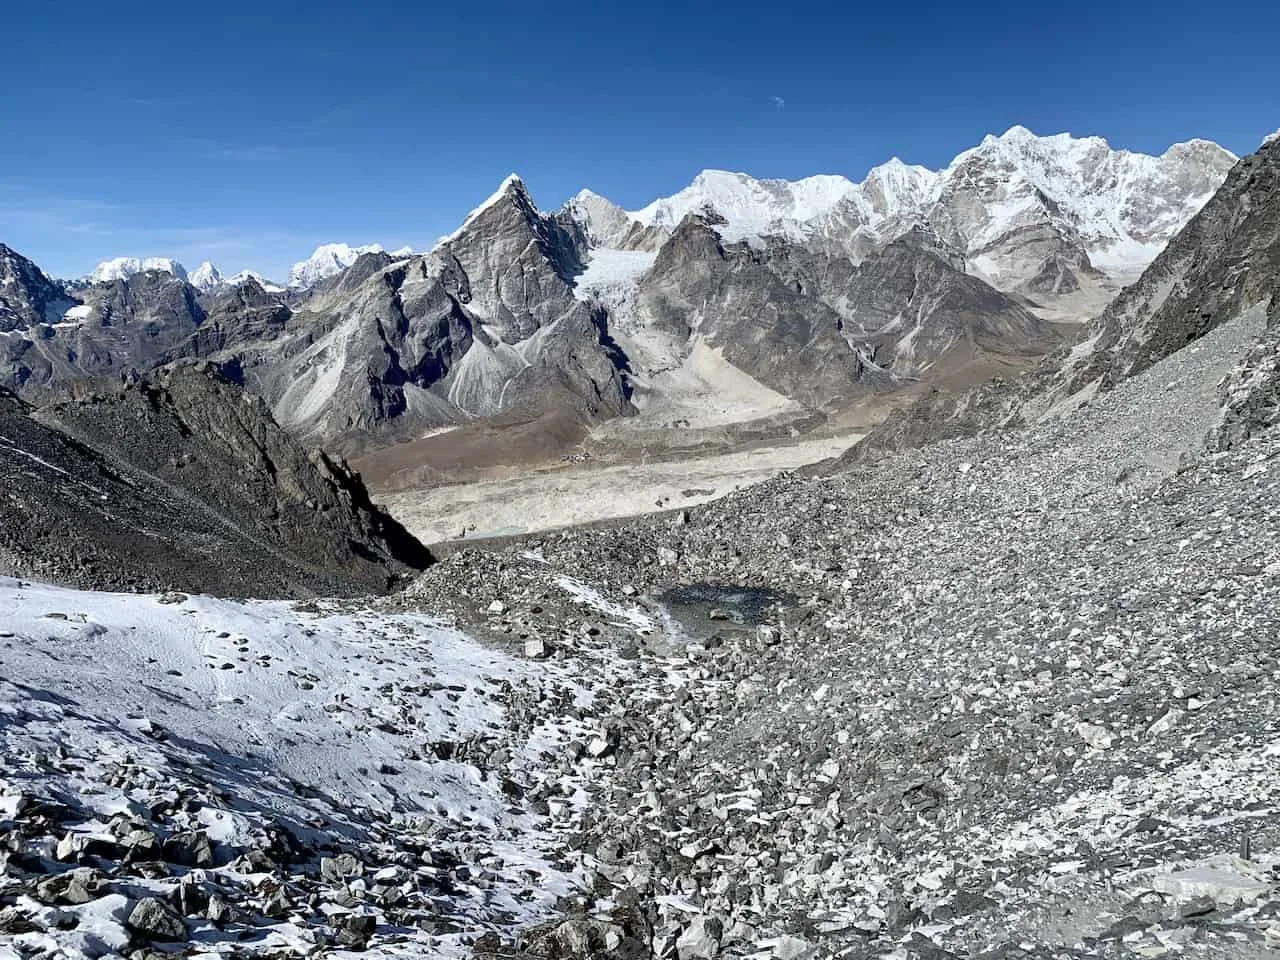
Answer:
0;127;1242;461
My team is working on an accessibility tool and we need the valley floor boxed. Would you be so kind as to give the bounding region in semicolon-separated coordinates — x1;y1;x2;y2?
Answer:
378;429;861;546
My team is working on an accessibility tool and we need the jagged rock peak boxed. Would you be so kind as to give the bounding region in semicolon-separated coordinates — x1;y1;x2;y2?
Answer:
0;243;76;330
434;173;537;247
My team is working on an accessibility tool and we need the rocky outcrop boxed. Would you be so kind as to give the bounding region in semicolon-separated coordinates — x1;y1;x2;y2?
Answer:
636;215;892;407
3;269;206;392
1207;308;1280;451
0;244;75;331
1;363;429;596
1040;136;1280;405
764;229;1061;381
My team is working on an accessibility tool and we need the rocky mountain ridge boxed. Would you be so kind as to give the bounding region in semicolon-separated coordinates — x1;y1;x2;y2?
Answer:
0;363;430;596
0;127;1242;463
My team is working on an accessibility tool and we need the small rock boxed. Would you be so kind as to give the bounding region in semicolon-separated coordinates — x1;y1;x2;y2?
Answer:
337;913;377;948
677;915;723;960
773;934;817;959
127;897;189;942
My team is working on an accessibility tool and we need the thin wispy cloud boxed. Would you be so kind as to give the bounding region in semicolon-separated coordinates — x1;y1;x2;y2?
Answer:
175;137;303;161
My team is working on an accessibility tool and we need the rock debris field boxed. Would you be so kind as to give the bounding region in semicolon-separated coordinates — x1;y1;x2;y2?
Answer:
3;306;1280;959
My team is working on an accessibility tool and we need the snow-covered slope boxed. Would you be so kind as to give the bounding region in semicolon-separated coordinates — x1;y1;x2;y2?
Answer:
0;576;610;957
89;256;188;284
286;242;384;289
937;127;1236;285
633;169;863;244
188;261;223;293
227;269;284;292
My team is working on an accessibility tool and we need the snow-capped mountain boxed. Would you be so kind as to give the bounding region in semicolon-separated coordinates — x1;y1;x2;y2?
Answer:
597;127;1237;305
287;242;385;289
188;260;224;293
89;256;188;284
565;189;667;251
227;268;284;292
632;170;863;242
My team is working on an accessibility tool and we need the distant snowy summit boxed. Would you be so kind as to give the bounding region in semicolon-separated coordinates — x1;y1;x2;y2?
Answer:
89;256;188;284
188;261;223;293
286;242;385;289
585;126;1238;289
85;257;283;293
227;269;284;292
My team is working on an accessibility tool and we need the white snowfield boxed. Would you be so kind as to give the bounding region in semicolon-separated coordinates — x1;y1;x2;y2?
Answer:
286;242;385;290
0;577;601;958
227;269;284;292
88;257;188;284
60;304;93;322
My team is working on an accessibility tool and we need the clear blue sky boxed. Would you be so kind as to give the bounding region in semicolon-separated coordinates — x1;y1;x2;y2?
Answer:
2;0;1276;281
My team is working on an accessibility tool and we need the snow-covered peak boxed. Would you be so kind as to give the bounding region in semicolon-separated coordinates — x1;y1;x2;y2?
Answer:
228;270;284;293
286;243;384;290
188;261;224;293
390;245;415;257
1265;129;1280;148
860;158;942;220
565;189;638;248
631;169;860;243
434;174;530;248
89;256;187;284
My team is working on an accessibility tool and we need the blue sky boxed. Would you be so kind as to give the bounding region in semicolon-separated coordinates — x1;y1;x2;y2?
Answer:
2;0;1276;281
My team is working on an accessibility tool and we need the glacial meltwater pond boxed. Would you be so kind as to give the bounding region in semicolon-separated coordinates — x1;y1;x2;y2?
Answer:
657;583;794;639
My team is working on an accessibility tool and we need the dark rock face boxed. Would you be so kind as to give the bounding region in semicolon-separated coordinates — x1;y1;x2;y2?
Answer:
0;363;429;596
637;216;892;407
440;177;586;344
766;231;1061;381
2;268;205;392
1;180;632;459
0;244;75;332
